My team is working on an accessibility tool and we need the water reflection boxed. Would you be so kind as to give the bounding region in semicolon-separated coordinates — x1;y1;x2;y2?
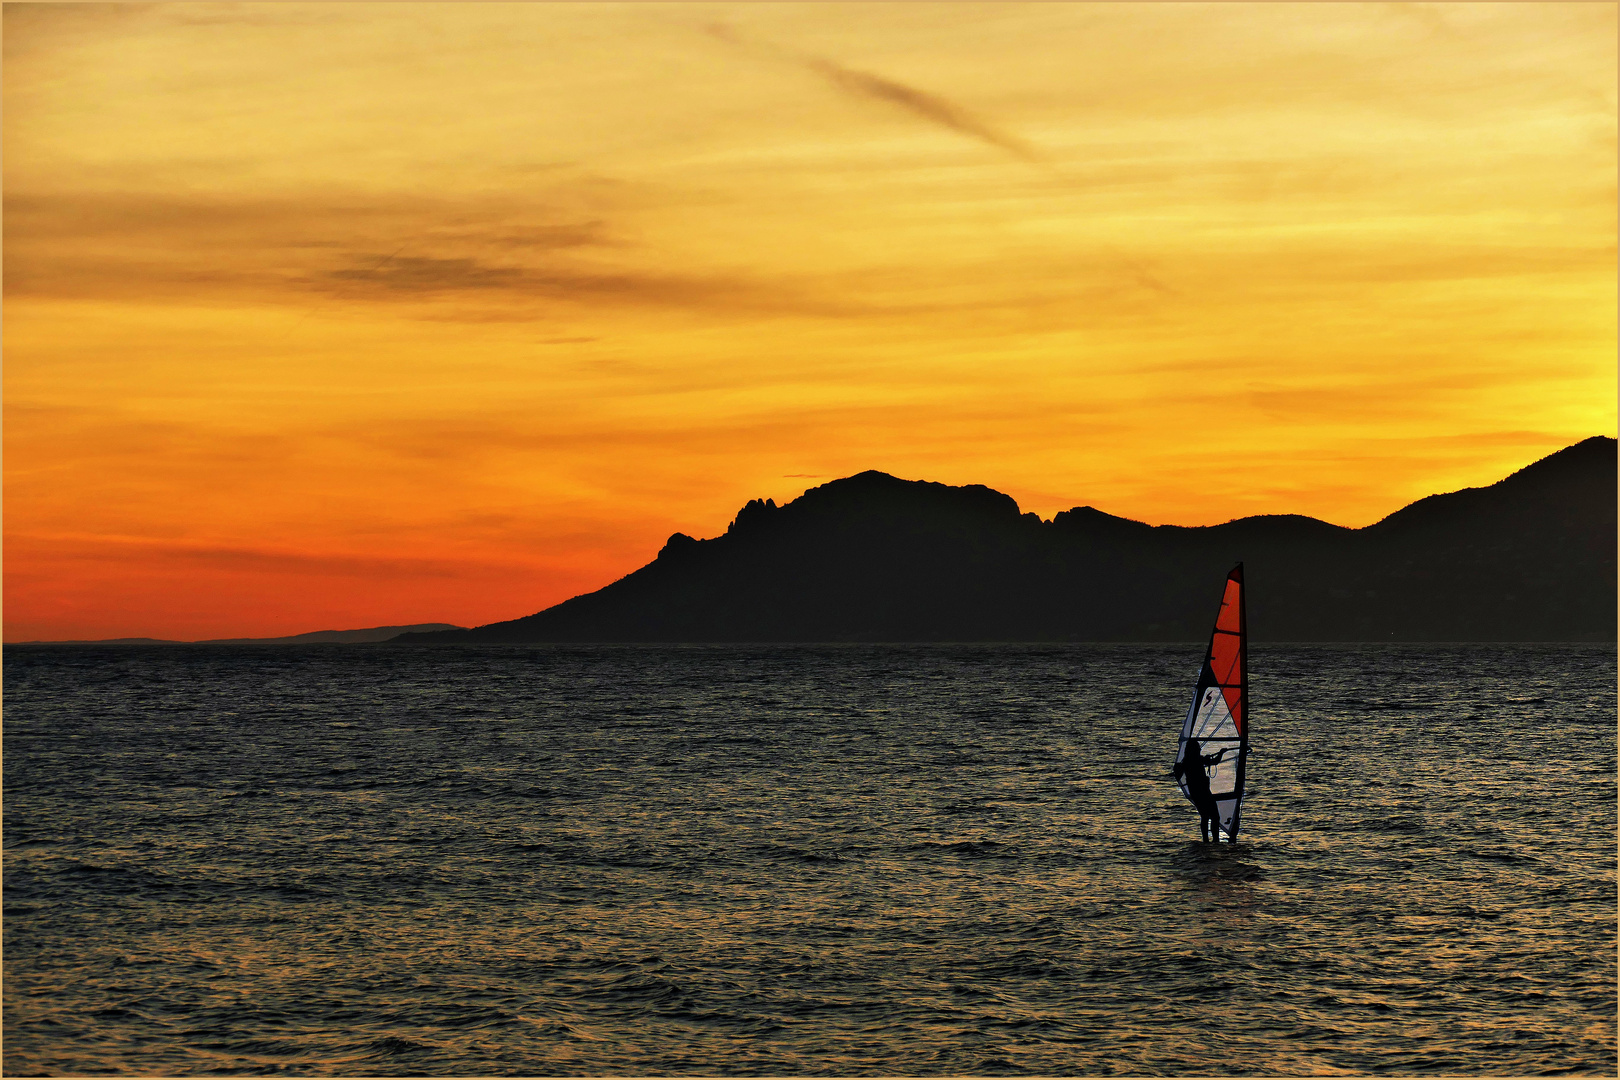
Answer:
3;642;1615;1076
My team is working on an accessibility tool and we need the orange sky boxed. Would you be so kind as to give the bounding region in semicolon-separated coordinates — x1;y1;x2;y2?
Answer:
5;2;1616;641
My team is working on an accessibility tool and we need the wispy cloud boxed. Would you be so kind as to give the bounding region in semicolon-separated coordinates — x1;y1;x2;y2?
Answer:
705;23;1044;164
9;533;494;579
800;55;1044;164
329;254;528;293
3;192;866;318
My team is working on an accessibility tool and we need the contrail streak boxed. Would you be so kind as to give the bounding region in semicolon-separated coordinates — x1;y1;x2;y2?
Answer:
706;23;1044;165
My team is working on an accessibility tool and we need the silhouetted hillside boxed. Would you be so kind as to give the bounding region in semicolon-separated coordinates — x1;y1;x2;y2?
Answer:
399;438;1616;643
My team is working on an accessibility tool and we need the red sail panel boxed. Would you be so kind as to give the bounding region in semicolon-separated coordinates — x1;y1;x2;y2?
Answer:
1209;571;1244;733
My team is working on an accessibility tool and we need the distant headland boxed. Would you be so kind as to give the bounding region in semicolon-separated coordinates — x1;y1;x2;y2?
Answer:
396;436;1615;644
15;624;464;646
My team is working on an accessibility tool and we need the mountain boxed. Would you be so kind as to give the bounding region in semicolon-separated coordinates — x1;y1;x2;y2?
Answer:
196;623;465;644
397;438;1616;643
17;623;464;646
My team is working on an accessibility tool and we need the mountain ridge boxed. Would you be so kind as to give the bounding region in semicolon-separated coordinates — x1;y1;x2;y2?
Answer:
400;437;1615;643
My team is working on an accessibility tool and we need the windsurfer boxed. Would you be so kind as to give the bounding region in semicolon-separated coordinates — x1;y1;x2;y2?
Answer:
1173;738;1230;842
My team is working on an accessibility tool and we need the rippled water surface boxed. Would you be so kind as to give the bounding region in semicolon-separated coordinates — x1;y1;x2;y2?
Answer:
4;643;1615;1076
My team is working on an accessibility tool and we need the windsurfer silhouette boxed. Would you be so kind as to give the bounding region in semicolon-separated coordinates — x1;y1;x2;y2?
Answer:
1173;738;1230;842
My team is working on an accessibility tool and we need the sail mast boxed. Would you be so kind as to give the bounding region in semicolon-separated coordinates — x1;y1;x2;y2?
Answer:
1233;563;1248;841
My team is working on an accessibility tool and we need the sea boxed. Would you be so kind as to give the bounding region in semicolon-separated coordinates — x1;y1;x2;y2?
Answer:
4;642;1615;1077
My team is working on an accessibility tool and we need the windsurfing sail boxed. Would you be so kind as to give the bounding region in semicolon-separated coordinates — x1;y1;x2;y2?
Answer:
1175;563;1249;842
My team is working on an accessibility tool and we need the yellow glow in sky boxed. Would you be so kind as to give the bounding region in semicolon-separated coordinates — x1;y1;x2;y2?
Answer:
5;2;1616;640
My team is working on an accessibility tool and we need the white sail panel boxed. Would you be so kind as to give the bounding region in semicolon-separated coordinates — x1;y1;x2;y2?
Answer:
1186;685;1239;743
1208;752;1239;798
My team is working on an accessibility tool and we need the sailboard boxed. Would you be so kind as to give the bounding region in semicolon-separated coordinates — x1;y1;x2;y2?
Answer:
1175;563;1249;842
